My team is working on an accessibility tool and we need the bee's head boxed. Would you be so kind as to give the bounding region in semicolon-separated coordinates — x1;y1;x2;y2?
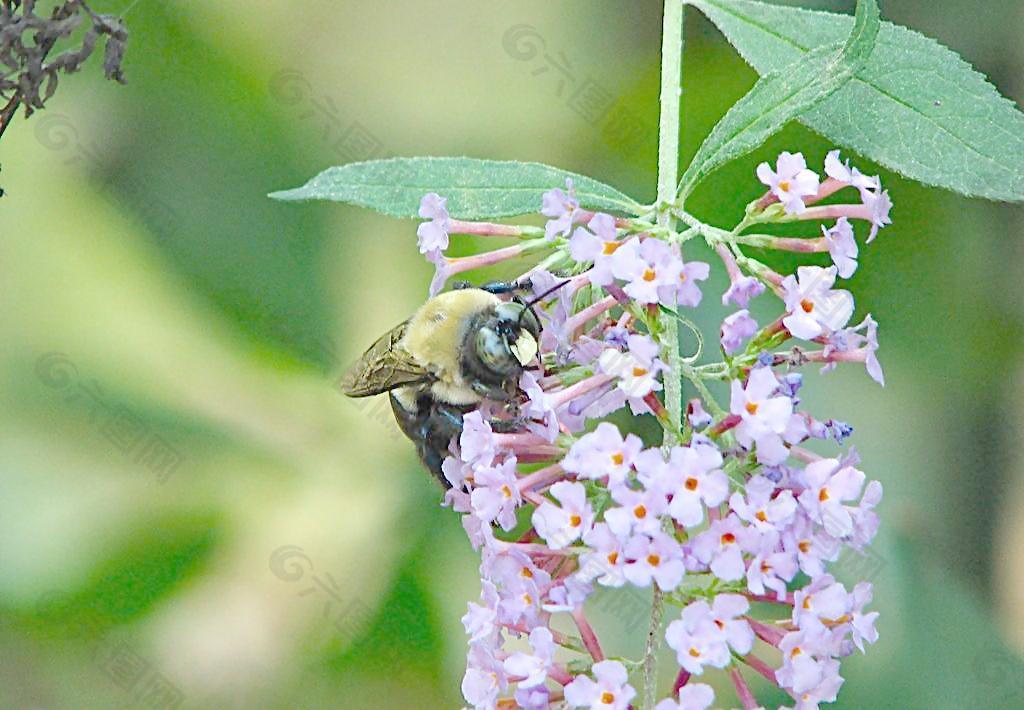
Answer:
473;299;542;380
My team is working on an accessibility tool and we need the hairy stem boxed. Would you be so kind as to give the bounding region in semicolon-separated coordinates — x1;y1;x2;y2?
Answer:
643;1;685;707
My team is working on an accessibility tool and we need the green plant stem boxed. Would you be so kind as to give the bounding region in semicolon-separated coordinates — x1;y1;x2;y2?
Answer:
643;1;685;707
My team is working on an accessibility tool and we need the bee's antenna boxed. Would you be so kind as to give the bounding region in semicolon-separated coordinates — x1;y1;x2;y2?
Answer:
524;279;570;310
515;278;571;332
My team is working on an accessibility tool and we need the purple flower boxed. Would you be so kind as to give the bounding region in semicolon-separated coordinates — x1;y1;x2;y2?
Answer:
665;594;754;674
746;539;799;601
515;686;551;710
459;410;497;468
616;237;683;306
503;626;555;688
655;684;715;710
598;333;666;399
849;582;880;652
579;522;628;587
604;484;669;538
651;442;728;528
674;258;711;308
542;178;580;239
691;514;757;581
783;512;839;579
781;266;855;340
730;475;797;533
461;580;499;643
520;371;560;442
850;479;883;549
757;151;820;214
824;217;858;278
623;531;686;590
687;398;712;429
417;192;451;255
798;458;866;537
569;216;636;288
862;315;884;386
777;633;845;701
824;150;879;202
470;457;522;531
722;274;765;309
561;421;644;487
532;481;594;549
462;641;507;709
822;314;884;385
776;625;840;696
704;593;755;653
730;368;794;465
564;660;636;710
721;309;758;355
864;188;892;242
792;575;850;632
543;573;593;613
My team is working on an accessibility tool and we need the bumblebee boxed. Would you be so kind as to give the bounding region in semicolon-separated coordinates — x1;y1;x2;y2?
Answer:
339;282;545;483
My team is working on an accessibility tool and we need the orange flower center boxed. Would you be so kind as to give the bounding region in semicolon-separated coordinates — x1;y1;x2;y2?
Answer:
607;551;619;565
689;647;701;658
601;692;615;704
745;401;759;415
602;241;622;255
642;268;657;282
570;514;582;527
611;452;624;466
779;179;791;192
521;567;533;578
632;366;648;377
685;477;698;491
634;505;647;519
798;540;811;553
721;532;736;545
800;298;815;313
819;488;830;502
755;510;768;522
501;485;513;498
646;554;661;567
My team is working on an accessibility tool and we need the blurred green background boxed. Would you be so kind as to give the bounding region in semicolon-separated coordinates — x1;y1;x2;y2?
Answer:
1;1;1023;708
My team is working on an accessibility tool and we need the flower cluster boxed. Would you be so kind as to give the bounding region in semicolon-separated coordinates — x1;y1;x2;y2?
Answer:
418;150;886;709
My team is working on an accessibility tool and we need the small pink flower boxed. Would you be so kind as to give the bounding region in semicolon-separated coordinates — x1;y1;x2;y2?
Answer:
782;265;855;340
823;217;858;278
532;481;594;549
757;151;820;214
564;660;636;710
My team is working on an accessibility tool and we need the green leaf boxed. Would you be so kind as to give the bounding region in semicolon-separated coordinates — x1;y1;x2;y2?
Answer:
269;157;641;219
690;0;1024;202
678;0;878;198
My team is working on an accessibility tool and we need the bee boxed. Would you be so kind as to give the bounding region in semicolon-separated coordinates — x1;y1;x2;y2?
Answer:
340;281;556;484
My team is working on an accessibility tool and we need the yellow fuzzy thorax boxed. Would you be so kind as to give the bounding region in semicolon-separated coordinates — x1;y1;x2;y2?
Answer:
400;289;501;406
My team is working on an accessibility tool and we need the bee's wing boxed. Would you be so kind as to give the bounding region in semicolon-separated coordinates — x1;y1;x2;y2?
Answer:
339;320;434;397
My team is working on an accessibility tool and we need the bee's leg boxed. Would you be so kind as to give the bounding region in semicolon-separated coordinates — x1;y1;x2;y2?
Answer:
490;417;527;433
470;380;516;402
478;280;524;295
429;404;468;440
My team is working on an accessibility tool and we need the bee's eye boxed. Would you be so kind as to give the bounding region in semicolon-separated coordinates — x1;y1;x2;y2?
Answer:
475;327;516;375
